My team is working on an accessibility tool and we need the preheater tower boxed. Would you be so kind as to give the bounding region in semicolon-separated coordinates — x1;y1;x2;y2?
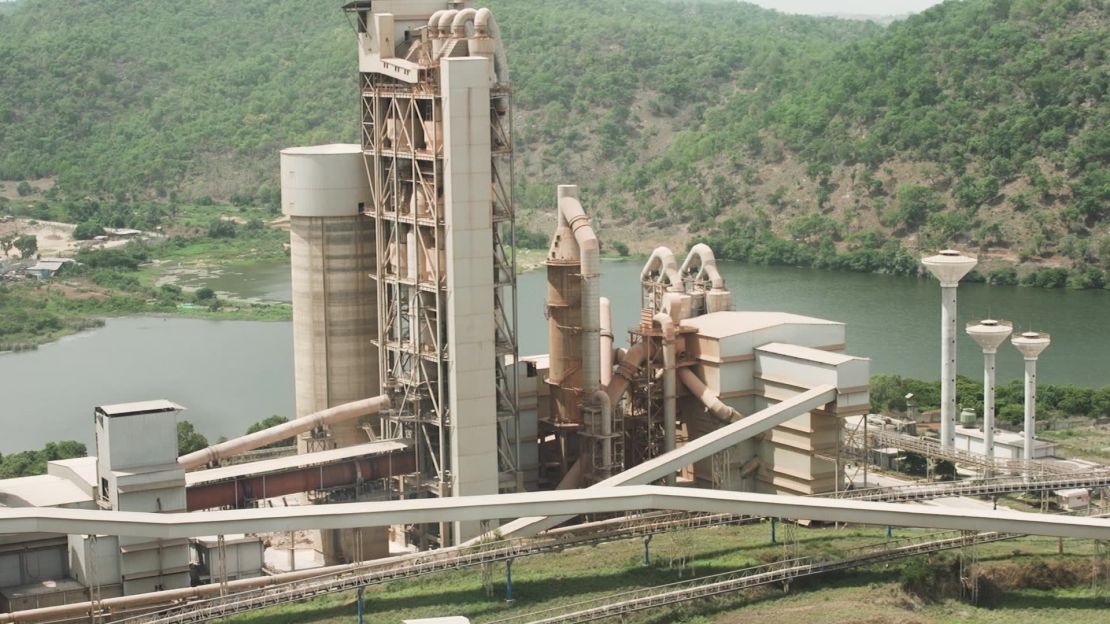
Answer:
346;1;519;545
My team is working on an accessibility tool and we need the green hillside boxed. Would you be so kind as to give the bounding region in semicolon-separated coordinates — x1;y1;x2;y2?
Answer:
0;0;1106;284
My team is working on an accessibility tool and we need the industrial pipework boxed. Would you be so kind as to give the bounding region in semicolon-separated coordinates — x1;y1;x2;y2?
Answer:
178;396;392;469
640;247;684;310
680;243;732;313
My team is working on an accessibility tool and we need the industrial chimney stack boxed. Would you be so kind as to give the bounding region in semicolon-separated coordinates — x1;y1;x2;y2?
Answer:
921;250;977;449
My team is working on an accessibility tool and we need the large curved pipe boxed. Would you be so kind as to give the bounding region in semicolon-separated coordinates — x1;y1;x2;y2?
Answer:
678;368;742;424
606;340;649;405
450;7;478;36
475;7;510;84
600;297;614;388
558;186;600;399
594;390;614;475
178;396;392;469
640;247;684;294
654;313;678;485
680;243;725;289
427;10;447;34
437;10;459;35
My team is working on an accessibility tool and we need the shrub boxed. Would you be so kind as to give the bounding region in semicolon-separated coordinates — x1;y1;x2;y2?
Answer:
73;222;105;240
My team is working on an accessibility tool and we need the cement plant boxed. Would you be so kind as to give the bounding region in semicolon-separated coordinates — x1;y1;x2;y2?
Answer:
0;2;1107;623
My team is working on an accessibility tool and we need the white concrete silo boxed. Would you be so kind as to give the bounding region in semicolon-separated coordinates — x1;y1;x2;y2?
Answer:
965;319;1013;462
280;144;379;449
921;250;977;449
1011;331;1050;464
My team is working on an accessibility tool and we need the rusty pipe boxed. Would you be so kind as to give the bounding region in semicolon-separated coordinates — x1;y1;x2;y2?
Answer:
178;396;391;469
558;185;600;399
606;336;649;405
654;312;677;484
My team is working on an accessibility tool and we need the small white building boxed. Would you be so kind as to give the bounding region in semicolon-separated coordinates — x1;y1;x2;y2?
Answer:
954;425;1056;460
1054;488;1090;511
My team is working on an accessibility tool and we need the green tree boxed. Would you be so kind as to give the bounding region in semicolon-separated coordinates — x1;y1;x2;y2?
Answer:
894;185;943;230
73;222;105;240
0;235;14;257
194;287;216;302
13;234;37;259
246;415;293;448
16;181;32;196
176;421;209;455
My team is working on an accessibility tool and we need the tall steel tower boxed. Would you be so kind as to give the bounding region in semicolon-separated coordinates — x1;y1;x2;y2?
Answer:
345;1;519;545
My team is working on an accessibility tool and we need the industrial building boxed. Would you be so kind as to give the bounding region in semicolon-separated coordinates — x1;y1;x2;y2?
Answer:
0;2;1107;622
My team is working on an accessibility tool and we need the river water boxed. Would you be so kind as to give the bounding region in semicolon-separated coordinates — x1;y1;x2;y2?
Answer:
2;260;1107;453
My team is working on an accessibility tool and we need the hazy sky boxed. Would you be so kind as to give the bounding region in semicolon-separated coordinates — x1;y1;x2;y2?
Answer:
745;0;945;16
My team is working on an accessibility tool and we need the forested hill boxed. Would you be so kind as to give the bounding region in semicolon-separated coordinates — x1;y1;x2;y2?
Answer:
0;0;1107;282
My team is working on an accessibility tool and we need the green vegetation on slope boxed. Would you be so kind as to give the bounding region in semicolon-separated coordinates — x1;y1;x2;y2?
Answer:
0;0;1106;284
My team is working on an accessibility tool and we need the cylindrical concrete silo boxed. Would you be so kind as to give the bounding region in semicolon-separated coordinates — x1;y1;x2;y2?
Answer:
281;144;379;450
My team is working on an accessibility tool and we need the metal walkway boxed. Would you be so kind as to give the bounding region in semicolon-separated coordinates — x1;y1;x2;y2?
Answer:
830;472;1110;503
110;512;757;624
494;505;1109;624
848;429;1080;477
489;529;1022;624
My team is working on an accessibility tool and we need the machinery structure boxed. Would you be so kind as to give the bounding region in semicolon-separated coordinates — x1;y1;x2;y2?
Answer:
1;4;1107;622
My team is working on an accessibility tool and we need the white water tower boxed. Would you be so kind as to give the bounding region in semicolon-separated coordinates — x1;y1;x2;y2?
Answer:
1011;331;1051;463
921;250;977;449
965;319;1013;462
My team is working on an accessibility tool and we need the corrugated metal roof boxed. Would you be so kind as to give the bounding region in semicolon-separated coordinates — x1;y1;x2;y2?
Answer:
681;311;841;339
95;400;184;418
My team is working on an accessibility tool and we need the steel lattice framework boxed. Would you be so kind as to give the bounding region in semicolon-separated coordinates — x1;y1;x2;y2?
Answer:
359;47;519;546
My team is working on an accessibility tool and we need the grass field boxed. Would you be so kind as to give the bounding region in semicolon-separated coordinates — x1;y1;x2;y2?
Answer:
227;523;1108;624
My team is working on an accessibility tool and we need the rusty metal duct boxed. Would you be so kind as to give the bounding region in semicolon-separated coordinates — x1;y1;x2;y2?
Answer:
545;187;585;426
178;396;392;470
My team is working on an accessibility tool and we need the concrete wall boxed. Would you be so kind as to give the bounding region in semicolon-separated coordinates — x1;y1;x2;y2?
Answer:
96;411;178;475
67;534;120;588
443;56;498;543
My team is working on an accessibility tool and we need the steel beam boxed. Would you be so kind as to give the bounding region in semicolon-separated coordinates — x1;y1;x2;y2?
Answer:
1;485;1106;541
